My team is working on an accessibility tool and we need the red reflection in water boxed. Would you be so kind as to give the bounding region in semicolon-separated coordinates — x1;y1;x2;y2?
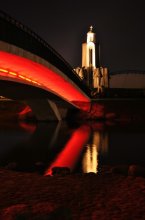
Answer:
72;101;91;112
88;103;104;119
19;121;36;134
18;105;34;121
19;106;32;116
0;51;90;111
45;125;91;176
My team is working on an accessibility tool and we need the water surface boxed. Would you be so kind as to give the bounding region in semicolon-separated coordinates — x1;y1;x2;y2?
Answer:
0;121;145;175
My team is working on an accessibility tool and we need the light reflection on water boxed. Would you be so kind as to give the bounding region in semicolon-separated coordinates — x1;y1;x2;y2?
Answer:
45;125;91;175
82;132;108;174
0;121;145;175
82;144;99;174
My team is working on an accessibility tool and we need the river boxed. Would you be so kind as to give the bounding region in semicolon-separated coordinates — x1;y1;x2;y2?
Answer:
0;120;145;175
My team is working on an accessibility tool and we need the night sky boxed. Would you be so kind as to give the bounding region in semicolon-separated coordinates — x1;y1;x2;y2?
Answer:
1;0;145;72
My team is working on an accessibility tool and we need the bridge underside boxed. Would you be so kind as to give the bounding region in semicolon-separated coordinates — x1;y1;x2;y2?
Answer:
0;80;76;121
0;12;91;120
0;48;91;120
0;46;90;106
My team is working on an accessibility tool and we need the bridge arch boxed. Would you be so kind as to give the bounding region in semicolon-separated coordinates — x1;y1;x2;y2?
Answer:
0;11;91;120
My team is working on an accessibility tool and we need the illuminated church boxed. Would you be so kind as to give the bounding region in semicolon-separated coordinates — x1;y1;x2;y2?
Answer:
75;26;109;94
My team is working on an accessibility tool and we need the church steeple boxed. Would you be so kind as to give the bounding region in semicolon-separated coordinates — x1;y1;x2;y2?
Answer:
90;25;93;31
75;26;109;92
82;26;96;69
87;26;96;44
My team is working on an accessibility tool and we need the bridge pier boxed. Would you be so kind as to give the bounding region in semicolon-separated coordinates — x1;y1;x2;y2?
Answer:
26;99;68;121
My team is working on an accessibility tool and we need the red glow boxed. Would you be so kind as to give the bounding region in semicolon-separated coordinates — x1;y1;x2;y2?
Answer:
31;80;38;84
18;74;26;80
19;121;36;133
0;51;90;111
72;101;91;112
9;71;17;76
0;66;40;85
18;106;34;121
19;105;32;116
25;77;32;82
0;68;8;73
45;125;91;176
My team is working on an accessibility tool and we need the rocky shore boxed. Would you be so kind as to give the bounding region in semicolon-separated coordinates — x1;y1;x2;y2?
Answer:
0;166;145;220
0;101;145;219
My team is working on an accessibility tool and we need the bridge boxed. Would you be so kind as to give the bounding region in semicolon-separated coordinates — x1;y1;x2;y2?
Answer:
0;10;91;121
110;70;145;89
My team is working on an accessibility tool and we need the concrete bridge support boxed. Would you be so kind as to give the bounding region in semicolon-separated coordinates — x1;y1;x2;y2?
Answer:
26;99;68;121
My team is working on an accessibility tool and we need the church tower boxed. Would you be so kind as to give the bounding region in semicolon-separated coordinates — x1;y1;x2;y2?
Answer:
75;26;109;94
81;26;97;88
82;26;96;68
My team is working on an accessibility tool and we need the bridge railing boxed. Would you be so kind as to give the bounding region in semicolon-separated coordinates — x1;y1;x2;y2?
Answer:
0;11;72;72
0;10;90;95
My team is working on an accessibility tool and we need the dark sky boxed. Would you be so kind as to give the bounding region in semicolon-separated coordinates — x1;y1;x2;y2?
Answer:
1;0;145;71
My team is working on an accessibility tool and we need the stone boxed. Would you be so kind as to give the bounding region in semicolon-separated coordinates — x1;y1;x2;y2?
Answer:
83;172;96;176
128;165;145;177
1;204;28;220
5;162;17;170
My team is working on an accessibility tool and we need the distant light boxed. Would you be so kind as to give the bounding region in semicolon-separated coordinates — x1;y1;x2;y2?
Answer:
25;77;32;82
0;67;41;86
0;68;8;73
82;144;98;174
9;71;17;76
18;74;26;80
31;80;38;84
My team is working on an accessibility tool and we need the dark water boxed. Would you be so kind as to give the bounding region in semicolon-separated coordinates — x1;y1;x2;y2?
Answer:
0;121;145;175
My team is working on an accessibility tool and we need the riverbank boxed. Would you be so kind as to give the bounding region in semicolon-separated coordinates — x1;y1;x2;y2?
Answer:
0;167;145;220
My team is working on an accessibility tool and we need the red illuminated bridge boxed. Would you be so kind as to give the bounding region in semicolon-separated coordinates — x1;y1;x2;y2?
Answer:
0;11;91;121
